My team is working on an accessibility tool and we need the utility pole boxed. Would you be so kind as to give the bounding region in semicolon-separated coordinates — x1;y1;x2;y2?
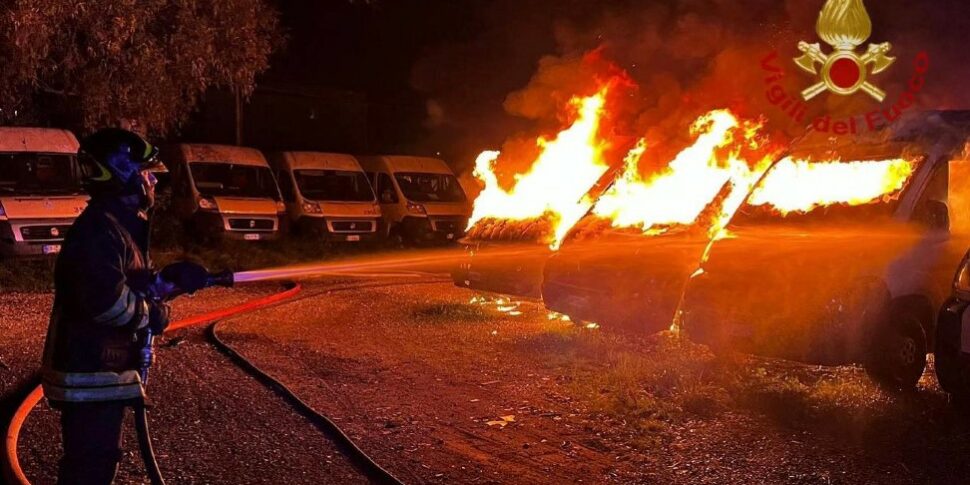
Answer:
234;88;244;146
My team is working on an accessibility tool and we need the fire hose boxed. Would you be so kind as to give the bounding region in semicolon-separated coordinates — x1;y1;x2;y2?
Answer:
3;278;426;485
3;282;301;485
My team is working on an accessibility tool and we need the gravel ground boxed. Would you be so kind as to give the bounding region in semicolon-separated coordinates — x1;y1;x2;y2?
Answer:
2;282;364;484
220;280;970;484
5;278;970;484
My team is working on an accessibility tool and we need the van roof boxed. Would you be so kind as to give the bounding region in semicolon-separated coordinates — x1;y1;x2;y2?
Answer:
178;144;268;167
281;152;363;172
380;156;453;175
0;127;79;154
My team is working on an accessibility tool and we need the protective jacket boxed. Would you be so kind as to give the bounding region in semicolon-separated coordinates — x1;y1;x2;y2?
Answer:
41;198;158;402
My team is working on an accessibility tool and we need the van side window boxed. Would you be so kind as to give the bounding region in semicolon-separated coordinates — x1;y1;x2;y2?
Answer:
377;173;398;204
276;169;296;202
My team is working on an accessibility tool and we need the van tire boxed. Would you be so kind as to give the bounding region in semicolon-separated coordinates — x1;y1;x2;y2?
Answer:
386;225;406;249
864;308;927;391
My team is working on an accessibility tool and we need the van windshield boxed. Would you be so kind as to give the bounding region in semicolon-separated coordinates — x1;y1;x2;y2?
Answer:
190;162;280;200
731;154;917;227
295;170;375;202
394;172;466;203
0;153;80;195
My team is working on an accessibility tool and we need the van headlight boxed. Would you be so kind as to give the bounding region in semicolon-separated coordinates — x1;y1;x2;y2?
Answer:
955;254;970;295
275;201;286;212
198;197;218;211
302;201;322;214
406;201;427;215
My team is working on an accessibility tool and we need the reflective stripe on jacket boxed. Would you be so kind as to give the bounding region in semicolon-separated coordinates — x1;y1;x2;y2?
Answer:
42;370;145;402
41;198;154;403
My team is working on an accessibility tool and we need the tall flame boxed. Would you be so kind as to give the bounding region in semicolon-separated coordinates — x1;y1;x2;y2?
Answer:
747;157;915;215
467;89;611;248
591;110;776;236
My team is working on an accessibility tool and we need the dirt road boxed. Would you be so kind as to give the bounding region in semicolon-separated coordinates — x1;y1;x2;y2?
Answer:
5;279;970;484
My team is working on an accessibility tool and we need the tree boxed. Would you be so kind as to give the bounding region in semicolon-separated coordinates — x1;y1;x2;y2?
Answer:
0;0;283;135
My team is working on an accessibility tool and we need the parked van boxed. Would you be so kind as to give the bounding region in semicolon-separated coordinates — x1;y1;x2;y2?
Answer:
357;156;471;245
163;144;284;241
0;128;87;258
269;152;381;242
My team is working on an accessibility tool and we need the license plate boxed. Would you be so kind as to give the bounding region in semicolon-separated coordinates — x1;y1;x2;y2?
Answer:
42;244;61;254
244;233;261;241
346;235;361;242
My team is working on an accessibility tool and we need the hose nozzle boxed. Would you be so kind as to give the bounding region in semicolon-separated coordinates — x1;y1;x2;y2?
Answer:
206;270;235;289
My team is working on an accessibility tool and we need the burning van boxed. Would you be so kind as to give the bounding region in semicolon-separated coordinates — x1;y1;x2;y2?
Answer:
540;110;970;389
269;152;382;242
683;111;970;389
0;128;87;258
541;109;779;332
163;144;285;242
357;155;470;245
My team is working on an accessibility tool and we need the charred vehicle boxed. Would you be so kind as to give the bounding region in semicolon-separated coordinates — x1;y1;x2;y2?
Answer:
164;144;285;242
541;110;970;389
453;167;623;300
684;111;970;389
542;213;717;333
452;220;555;299
0;128;87;258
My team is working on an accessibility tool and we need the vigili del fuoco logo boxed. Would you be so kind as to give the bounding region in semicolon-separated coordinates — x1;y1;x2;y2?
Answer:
761;0;930;134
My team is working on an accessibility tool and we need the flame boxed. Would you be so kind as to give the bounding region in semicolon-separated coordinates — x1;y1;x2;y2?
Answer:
591;110;777;236
467;88;612;248
747;157;915;215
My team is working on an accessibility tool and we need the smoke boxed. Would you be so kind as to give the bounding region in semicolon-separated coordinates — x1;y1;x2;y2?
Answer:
412;0;970;174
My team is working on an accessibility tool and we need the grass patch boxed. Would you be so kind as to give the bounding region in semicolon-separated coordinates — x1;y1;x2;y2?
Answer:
411;303;492;324
536;327;951;448
0;259;54;292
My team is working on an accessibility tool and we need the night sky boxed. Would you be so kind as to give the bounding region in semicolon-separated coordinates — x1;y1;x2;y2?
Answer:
253;0;970;172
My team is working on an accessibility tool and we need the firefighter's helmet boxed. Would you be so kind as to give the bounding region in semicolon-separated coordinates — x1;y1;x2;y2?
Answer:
78;128;160;192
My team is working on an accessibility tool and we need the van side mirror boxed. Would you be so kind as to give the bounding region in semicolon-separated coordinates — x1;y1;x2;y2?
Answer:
381;190;395;204
918;200;949;231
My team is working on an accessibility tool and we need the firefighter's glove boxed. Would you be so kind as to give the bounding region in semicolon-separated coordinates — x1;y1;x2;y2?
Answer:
148;301;171;334
160;261;210;296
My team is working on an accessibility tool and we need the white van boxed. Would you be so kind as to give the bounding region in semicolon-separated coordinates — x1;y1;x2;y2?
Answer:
269;152;381;242
163;144;284;241
357;156;471;245
0;128;87;258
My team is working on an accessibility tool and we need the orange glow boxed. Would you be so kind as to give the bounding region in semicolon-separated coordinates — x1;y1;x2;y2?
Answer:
467;89;612;249
748;157;915;215
592;110;777;237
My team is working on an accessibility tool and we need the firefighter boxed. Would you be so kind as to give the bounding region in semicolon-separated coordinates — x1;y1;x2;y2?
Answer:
41;128;207;485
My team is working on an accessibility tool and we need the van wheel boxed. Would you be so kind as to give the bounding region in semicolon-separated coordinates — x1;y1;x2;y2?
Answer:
864;309;927;391
386;225;406;249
